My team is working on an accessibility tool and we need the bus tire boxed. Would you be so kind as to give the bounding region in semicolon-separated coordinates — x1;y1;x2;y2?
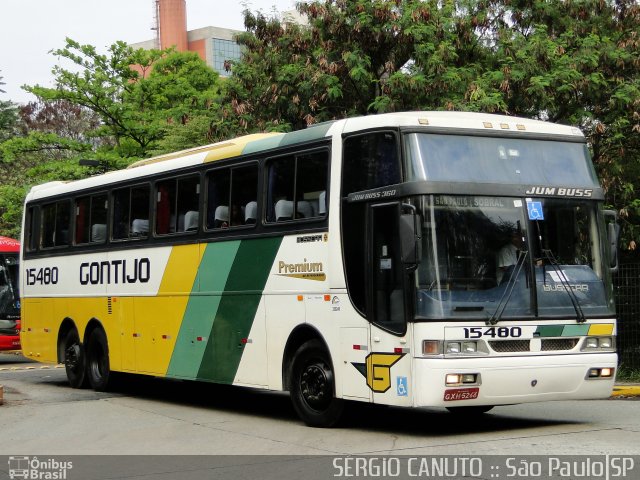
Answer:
86;328;112;391
62;329;88;389
290;339;344;427
446;405;494;415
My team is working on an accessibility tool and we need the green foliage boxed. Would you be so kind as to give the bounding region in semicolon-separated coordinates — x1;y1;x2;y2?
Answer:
0;184;26;239
225;0;639;248
0;40;224;237
0;131;90;163
0;3;638;246
0;100;18;141
24;39;221;157
616;365;640;383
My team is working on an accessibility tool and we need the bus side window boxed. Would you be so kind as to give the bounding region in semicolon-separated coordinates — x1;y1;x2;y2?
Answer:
156;175;200;235
266;156;294;222
230;165;258;227
112;185;150;240
295;151;328;219
266;151;328;223
206;165;257;229
130;186;150;238
206;169;231;229
75;193;107;244
178;176;200;231
343;132;400;195
25;206;38;252
40;200;71;249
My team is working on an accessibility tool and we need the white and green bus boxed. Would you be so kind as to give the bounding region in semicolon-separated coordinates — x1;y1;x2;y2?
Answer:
20;111;618;427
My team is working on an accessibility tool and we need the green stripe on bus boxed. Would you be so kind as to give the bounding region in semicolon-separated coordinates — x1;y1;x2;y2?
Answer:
196;236;282;383
534;325;565;337
241;122;334;156
562;325;590;336
534;324;591;337
167;241;241;379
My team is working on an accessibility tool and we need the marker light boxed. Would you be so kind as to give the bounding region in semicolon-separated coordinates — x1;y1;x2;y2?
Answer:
445;373;479;386
422;340;442;355
461;374;477;384
600;368;614;378
587;367;615;379
446;374;461;386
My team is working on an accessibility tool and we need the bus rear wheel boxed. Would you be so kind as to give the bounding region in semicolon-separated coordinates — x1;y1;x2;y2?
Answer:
86;328;112;391
290;340;344;427
62;329;87;389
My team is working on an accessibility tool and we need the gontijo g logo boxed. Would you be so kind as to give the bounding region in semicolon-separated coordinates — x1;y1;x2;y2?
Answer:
352;353;405;393
8;456;73;479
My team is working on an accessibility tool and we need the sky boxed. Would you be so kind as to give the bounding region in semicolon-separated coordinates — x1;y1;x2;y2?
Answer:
0;0;296;104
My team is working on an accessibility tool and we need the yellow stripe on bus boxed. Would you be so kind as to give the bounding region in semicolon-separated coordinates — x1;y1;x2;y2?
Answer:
203;133;283;163
133;244;204;375
588;324;614;336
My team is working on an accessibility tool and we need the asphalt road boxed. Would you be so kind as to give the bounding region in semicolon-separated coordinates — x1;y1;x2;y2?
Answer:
1;352;639;480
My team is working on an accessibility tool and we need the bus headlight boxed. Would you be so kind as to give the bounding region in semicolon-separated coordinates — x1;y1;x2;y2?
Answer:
582;336;615;351
462;342;477;353
443;340;488;356
446;342;461;354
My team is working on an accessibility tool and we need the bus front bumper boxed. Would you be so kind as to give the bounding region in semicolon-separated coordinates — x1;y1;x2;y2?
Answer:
413;353;617;407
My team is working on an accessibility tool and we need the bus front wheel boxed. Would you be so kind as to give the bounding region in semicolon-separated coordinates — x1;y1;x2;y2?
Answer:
290;340;344;427
86;328;112;391
62;329;87;389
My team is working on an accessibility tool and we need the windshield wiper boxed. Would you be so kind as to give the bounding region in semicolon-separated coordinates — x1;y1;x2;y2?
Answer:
541;249;586;323
487;250;528;325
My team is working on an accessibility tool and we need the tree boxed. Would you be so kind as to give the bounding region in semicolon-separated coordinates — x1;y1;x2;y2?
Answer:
0;41;224;237
465;0;640;247
25;39;222;157
224;0;489;131
0;71;18;142
225;0;639;246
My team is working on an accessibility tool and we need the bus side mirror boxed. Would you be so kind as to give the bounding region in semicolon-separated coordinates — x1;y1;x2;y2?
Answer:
604;210;620;273
399;204;422;271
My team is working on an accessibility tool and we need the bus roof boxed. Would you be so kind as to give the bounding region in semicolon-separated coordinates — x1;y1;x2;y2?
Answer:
25;111;585;202
0;236;20;253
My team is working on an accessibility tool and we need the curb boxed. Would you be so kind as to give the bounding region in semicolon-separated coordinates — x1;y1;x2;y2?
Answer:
611;385;640;398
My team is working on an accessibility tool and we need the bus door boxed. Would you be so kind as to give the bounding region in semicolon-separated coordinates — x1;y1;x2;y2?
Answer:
367;202;416;406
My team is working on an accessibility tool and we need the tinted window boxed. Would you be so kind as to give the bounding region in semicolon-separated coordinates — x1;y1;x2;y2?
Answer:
40;200;71;248
156;175;200;235
266;150;328;223
112;185;150;240
75;193;108;244
206;165;258;229
343;132;400;195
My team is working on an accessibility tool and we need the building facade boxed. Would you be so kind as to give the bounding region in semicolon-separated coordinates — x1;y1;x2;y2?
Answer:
130;0;242;77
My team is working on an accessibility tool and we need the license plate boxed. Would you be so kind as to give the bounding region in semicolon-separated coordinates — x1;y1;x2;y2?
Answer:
444;387;479;401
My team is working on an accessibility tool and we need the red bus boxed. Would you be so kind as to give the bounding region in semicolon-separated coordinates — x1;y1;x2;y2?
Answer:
0;236;20;350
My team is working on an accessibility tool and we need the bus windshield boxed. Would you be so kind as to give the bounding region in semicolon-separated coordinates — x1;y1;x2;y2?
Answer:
414;195;614;321
404;133;599;186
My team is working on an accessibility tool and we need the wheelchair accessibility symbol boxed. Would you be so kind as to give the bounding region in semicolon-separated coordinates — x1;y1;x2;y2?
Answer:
527;201;544;221
397;376;408;396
